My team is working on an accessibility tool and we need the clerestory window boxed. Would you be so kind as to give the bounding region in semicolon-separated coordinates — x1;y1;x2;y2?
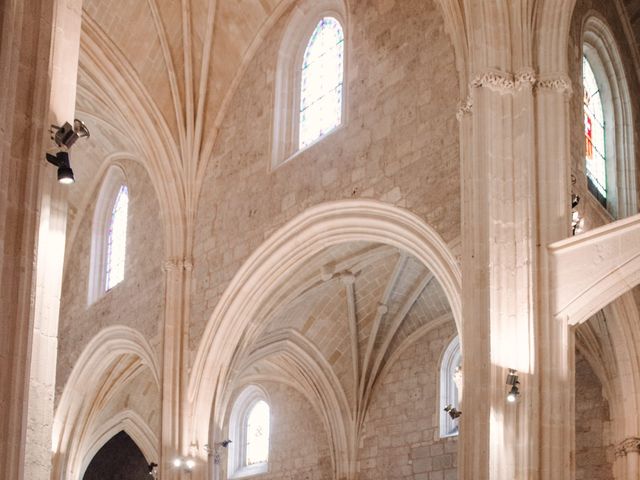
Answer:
583;56;607;206
271;0;347;168
88;166;129;304
298;17;344;149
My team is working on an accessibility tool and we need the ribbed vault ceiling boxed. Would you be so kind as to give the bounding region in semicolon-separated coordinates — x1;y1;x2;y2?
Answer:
226;241;455;436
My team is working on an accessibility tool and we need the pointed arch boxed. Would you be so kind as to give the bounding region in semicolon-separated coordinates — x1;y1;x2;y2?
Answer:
187;200;461;469
79;410;159;479
52;326;159;480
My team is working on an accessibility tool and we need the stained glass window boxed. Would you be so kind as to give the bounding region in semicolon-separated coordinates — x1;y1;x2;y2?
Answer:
105;185;128;290
299;17;344;149
583;56;607;204
245;400;269;466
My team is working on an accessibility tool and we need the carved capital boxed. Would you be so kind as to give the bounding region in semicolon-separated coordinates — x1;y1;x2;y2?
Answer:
470;69;515;94
535;75;573;96
615;437;640;457
514;68;537;90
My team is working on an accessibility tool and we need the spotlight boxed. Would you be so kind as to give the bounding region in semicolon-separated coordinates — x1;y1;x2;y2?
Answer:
185;458;196;470
45;151;75;184
444;404;461;419
46;118;89;185
507;385;520;403
173;458;183;468
506;369;520;402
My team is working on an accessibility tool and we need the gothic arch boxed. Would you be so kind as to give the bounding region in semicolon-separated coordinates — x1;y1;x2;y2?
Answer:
51;326;160;480
79;410;159;479
187;200;461;464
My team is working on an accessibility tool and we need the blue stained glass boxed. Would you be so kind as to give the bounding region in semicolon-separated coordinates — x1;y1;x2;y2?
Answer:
106;185;128;290
299;17;344;149
583;56;607;200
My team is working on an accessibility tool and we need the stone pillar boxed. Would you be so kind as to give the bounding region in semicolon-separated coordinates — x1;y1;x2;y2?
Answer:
0;0;81;478
459;68;540;480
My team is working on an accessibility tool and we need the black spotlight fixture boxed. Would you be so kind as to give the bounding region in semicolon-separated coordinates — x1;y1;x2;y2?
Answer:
46;119;90;185
46;151;75;184
444;404;462;419
506;369;520;403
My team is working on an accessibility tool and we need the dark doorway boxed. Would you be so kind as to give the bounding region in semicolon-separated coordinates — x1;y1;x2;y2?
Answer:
83;431;149;480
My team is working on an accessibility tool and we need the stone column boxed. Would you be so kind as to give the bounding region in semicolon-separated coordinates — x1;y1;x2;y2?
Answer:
459;68;541;480
0;0;81;478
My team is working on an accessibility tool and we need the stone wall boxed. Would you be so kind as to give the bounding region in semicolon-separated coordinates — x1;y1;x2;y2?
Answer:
575;351;614;480
222;382;333;480
56;159;164;399
190;0;460;356
358;321;457;480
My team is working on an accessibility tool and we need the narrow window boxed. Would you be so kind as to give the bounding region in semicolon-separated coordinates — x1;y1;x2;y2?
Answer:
583;56;607;207
105;185;128;290
439;336;461;438
299;17;344;149
228;386;270;477
245;400;270;466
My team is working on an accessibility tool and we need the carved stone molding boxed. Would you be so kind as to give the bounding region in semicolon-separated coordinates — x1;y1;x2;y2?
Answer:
535;75;573;96
470;69;515;93
456;96;472;121
459;70;573;119
615;437;640;457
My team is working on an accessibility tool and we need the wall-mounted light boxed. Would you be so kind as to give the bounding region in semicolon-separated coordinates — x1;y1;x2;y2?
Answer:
444;404;462;419
46;151;75;184
506;369;520;403
46;119;90;185
148;462;158;479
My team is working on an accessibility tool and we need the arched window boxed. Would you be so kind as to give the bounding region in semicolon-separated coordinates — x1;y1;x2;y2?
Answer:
271;0;347;168
88;166;129;304
581;17;637;219
583;56;607;206
245;400;270;466
105;185;129;290
298;17;344;149
439;336;461;438
228;386;270;478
